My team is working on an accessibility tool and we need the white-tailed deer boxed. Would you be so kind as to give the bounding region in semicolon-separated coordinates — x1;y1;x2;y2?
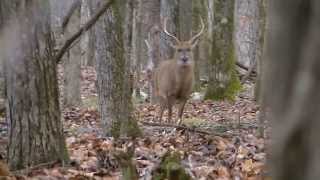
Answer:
153;18;204;124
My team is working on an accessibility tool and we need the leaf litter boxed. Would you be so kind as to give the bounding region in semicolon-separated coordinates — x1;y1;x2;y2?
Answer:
0;66;267;179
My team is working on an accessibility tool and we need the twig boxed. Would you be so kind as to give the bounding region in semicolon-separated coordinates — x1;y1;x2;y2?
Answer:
55;0;115;63
140;121;231;138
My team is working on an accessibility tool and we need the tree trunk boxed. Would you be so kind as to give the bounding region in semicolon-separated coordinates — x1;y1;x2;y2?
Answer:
138;0;160;103
264;0;320;179
179;0;192;41
94;0;140;138
204;0;241;100
192;0;205;91
63;0;82;108
131;0;142;100
0;0;10;109
81;0;96;67
160;0;179;60
1;0;69;170
254;0;267;101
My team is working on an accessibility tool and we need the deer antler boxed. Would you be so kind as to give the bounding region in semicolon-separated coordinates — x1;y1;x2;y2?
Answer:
163;18;180;44
189;18;205;44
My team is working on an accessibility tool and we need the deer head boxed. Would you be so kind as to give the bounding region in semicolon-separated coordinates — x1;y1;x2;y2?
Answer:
163;18;205;67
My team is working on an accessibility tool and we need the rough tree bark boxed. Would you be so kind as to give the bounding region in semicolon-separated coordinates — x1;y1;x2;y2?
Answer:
205;0;241;100
94;0;140;138
1;0;69;170
62;0;82;108
264;0;320;179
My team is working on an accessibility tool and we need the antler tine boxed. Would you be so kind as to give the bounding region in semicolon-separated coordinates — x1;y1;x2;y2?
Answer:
163;18;180;44
190;17;205;43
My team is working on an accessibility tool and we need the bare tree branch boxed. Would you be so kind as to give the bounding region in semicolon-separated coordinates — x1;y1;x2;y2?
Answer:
61;0;81;32
55;0;115;63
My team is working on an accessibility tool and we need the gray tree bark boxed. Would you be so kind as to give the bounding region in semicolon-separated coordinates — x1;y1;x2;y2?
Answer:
192;0;205;91
94;0;140;138
264;0;320;179
160;0;179;60
179;0;192;41
81;0;96;67
1;0;69;170
204;0;241;100
63;0;82;108
235;0;260;68
254;0;267;101
138;0;160;103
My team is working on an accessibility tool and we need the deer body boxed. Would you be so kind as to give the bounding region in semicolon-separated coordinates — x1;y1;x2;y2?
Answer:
152;18;204;124
155;60;194;99
154;59;194;124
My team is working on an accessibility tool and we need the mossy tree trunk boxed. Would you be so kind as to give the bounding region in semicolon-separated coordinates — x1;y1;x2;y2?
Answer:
94;0;140;138
1;0;69;170
205;0;241;100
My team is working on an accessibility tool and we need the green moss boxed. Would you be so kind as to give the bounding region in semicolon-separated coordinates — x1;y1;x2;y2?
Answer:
204;48;241;101
204;0;241;101
120;116;142;138
114;150;139;180
152;152;191;180
183;117;207;126
111;121;121;138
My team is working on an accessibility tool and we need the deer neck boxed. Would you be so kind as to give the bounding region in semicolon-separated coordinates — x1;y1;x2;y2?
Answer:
174;61;194;82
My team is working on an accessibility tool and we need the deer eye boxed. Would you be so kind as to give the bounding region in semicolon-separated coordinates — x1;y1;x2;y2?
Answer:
177;49;183;52
186;48;191;52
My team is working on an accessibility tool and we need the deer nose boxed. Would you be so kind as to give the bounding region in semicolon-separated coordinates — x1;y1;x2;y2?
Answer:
182;57;188;62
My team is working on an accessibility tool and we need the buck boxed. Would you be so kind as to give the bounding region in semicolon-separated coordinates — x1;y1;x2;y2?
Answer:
153;18;204;124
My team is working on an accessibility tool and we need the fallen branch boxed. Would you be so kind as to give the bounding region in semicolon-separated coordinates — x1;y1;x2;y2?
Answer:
140;121;231;138
241;60;257;84
55;0;115;63
236;61;257;74
12;160;59;176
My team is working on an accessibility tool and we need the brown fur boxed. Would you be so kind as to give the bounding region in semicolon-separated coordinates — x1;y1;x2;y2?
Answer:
153;18;204;124
154;42;195;124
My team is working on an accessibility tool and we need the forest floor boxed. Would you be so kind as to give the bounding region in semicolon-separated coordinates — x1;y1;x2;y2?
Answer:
0;66;267;180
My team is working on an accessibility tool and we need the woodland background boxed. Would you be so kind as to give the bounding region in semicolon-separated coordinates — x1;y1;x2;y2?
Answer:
0;0;318;179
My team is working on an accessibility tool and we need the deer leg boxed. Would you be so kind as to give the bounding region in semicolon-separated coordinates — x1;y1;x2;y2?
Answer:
158;104;165;124
177;100;187;125
158;97;166;124
167;96;175;124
